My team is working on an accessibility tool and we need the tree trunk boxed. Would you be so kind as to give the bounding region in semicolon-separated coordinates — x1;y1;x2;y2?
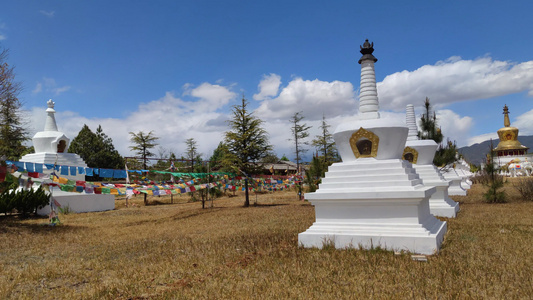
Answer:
244;178;249;207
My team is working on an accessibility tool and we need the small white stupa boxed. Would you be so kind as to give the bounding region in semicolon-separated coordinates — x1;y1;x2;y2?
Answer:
20;100;114;215
442;168;467;196
298;40;447;255
403;104;459;218
20;99;87;181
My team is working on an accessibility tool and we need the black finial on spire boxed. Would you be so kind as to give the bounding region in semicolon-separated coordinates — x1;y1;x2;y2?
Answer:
358;39;377;64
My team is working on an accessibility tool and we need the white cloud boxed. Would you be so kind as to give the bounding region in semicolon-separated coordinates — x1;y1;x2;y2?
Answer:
255;77;356;121
0;22;6;40
378;56;533;111
434;109;473;147
28;82;238;160
253;73;281;101
39;10;55;18
468;133;499;146
32;83;42;94
54;86;71;95
184;82;236;111
513;109;533;136
33;77;71;96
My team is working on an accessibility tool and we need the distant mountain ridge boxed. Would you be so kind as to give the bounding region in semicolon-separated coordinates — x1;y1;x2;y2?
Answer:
458;135;533;165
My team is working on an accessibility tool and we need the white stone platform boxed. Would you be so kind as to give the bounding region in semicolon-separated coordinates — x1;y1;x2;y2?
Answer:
442;169;467;196
37;186;114;216
299;158;447;255
415;165;459;218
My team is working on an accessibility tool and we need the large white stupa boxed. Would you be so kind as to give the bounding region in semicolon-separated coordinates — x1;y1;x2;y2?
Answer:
403;104;459;218
20;100;87;181
298;40;447;255
20;100;114;215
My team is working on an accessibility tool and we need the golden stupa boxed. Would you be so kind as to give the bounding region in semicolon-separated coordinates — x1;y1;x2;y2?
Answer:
494;105;529;157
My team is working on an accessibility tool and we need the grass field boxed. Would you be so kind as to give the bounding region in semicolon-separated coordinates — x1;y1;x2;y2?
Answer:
1;181;532;299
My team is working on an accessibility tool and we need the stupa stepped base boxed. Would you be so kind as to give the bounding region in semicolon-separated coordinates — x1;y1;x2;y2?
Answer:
414;165;459;218
299;196;447;255
299;159;447;255
317;159;423;191
20;152;88;181
442;170;467;196
37;187;114;216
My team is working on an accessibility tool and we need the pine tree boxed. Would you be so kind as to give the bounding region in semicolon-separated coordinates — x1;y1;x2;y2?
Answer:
417;97;456;167
0;48;28;160
289;111;311;172
418;97;443;144
483;140;506;203
224;96;272;207
311;114;337;171
185;138;198;172
129;130;159;170
68;124;124;180
209;142;230;172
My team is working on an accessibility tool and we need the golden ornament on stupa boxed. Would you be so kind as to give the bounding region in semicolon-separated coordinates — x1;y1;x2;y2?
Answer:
493;105;529;156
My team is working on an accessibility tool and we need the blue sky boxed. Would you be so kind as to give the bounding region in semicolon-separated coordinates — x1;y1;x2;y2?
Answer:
1;1;533;162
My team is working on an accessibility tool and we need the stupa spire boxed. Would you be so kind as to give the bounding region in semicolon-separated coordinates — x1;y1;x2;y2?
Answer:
503;104;510;127
406;104;418;141
358;39;379;119
44;99;59;132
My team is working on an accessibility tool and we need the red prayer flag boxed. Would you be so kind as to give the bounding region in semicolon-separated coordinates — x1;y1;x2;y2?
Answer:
28;172;39;178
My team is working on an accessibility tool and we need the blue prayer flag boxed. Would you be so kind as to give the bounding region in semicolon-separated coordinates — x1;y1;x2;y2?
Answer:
60;165;69;175
85;168;94;176
78;167;85;175
35;163;44;173
25;162;35;172
113;169;127;178
70;166;77;176
100;169;114;178
14;161;25;171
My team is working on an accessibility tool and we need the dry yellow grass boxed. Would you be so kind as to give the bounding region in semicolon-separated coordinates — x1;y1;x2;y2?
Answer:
1;183;533;299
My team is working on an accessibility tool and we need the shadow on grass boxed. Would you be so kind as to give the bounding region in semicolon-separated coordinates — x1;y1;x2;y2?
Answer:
252;203;289;208
0;215;87;234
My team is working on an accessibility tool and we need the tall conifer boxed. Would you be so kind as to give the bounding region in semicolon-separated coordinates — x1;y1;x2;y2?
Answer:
224;96;272;207
0;48;28;160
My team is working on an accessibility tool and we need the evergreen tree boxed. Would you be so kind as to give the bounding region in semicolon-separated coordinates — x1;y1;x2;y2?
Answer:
289;111;311;172
68;124;124;176
129;130;159;169
311;114;337;169
483;140;506;203
261;152;279;163
224;96;272;207
185;138;198;172
0;48;28;160
418;97;443;143
209;142;231;172
417;97;456;167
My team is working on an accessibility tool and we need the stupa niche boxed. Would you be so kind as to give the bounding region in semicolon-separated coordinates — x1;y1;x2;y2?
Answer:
403;104;459;218
298;40;447;255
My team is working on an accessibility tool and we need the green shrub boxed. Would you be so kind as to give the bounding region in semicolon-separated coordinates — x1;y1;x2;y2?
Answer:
513;177;533;201
483;176;506;203
0;187;50;216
